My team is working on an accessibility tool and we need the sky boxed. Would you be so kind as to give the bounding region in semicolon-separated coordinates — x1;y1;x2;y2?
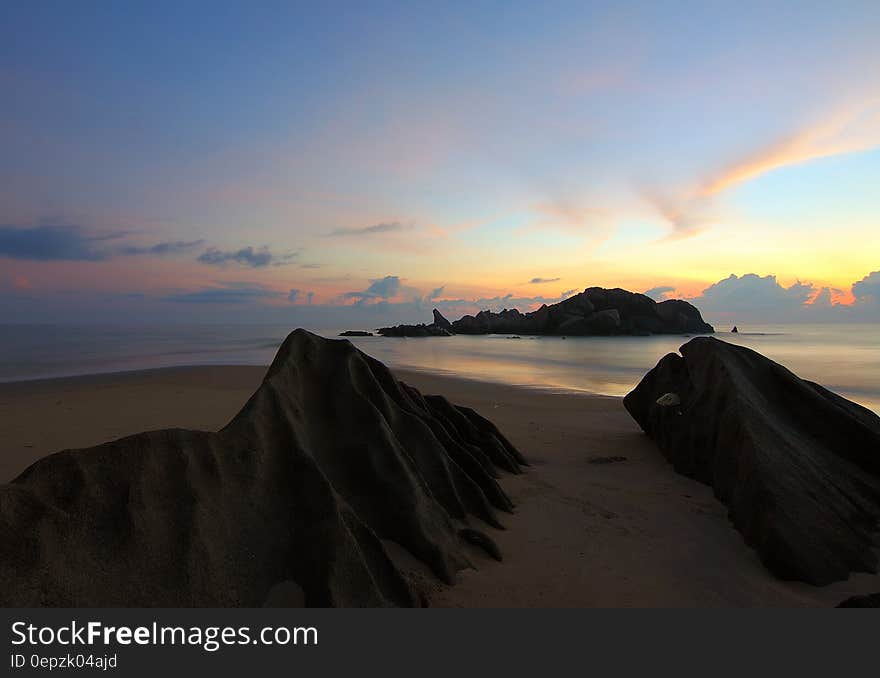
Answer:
1;1;879;326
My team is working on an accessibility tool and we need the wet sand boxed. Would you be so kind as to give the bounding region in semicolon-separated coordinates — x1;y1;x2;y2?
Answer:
1;365;877;606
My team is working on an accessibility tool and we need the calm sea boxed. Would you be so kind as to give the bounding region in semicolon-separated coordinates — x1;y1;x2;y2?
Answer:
1;323;878;414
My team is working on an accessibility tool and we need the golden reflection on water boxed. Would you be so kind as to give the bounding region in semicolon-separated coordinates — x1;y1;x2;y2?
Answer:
1;323;877;416
345;324;880;415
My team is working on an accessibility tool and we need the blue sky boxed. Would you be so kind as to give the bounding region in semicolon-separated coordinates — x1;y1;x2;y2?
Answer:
1;1;879;324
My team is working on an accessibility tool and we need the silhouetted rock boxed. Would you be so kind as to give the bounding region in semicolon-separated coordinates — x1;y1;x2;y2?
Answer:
376;323;453;337
0;330;525;607
339;330;373;336
380;287;713;337
376;307;456;337
624;337;880;585
652;298;712;334
584;308;621;333
837;593;880;607
432;309;452;330
731;326;738;333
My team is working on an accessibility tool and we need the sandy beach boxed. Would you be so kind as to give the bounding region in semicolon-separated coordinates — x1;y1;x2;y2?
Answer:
2;365;878;607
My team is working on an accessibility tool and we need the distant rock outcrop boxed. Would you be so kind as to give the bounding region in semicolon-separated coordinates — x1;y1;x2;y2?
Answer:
377;288;713;337
377;308;454;337
433;309;452;330
624;337;880;585
339;330;373;336
0;330;525;607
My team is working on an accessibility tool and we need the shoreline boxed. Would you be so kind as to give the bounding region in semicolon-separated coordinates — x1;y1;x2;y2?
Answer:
3;322;878;415
0;361;621;398
2;364;878;606
0;363;615;483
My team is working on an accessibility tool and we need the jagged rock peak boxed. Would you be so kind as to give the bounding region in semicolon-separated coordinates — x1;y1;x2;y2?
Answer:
432;308;452;330
0;329;526;607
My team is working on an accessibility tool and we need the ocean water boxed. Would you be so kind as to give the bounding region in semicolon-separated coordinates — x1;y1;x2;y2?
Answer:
0;323;878;414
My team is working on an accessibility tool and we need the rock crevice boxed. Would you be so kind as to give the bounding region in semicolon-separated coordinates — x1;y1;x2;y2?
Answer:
0;330;525;607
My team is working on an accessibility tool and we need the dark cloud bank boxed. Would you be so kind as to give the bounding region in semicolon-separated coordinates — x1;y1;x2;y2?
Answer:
0;224;294;269
197;246;297;268
0;224;201;261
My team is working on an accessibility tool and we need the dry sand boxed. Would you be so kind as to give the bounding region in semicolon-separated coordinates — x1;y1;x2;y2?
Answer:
2;365;878;607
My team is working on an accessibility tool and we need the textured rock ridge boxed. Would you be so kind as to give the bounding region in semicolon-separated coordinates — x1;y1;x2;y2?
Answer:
624;337;880;585
0;329;525;607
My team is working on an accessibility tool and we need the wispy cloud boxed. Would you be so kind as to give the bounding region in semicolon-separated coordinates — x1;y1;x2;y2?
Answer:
425;286;444;301
328;221;412;237
528;277;561;284
639;188;715;240
288;288;315;304
529;202;607;234
647;98;880;238
698;101;880;198
119;240;204;256
0;224;204;261
0;225;116;261
197;246;297;268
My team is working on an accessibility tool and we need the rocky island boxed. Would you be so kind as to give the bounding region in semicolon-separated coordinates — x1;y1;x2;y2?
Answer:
378;287;713;337
378;309;455;337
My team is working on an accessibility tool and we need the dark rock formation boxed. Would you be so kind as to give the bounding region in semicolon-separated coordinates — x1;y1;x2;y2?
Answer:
378;288;713;337
377;308;454;337
837;593;880;607
432;309;452;330
0;330;526;607
624;337;880;585
731;326;738;333
376;324;452;337
339;330;373;337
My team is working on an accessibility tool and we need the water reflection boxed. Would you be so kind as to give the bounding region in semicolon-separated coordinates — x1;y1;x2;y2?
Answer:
344;325;880;414
1;323;877;414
